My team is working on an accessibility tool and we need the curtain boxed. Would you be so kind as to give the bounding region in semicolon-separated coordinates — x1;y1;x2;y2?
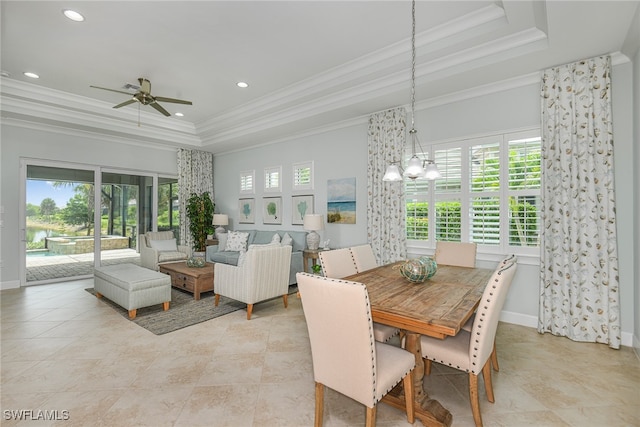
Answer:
367;107;407;265
177;148;214;251
538;55;620;349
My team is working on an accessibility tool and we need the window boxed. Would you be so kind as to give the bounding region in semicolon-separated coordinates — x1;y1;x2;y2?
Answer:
264;166;281;192
293;161;313;191
405;130;541;255
240;170;255;194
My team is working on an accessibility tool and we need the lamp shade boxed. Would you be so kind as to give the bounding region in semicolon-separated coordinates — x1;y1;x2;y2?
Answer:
212;214;229;226
403;155;425;179
423;160;441;180
303;214;324;231
383;165;403;182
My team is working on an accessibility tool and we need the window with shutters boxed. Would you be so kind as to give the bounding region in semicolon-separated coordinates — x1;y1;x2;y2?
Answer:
404;129;541;255
264;166;281;192
293;161;313;191
239;170;254;194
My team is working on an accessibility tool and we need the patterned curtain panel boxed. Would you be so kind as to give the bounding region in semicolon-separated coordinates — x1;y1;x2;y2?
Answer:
367;107;407;265
177;148;214;251
539;55;620;349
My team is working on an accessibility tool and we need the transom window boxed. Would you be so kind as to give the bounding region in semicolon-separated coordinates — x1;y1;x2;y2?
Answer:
405;129;541;255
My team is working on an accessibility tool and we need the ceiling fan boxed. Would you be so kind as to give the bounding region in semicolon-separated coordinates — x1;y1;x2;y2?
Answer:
90;78;192;117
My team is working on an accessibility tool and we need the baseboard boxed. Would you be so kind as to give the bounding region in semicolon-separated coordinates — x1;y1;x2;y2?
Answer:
500;310;634;348
1;280;20;290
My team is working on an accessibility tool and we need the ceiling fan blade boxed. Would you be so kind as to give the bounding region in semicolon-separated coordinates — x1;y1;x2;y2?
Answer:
154;96;192;105
113;99;137;109
150;101;171;117
138;78;151;94
90;85;133;96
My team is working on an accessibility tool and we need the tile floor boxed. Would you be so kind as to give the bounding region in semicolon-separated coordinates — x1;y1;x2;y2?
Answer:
1;280;639;427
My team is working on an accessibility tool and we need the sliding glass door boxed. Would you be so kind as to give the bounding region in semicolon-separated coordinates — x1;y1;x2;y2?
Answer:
25;163;97;283
23;160;177;285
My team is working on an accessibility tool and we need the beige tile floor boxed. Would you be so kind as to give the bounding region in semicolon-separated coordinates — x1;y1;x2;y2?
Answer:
1;279;639;427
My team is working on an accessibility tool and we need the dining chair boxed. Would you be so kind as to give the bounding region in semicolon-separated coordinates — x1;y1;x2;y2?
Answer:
350;244;378;272
318;248;399;343
296;272;415;427
317;248;357;278
420;260;517;427
434;241;477;268
461;255;517;371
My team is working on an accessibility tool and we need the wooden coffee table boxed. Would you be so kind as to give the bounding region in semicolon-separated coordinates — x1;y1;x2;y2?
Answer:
159;261;214;300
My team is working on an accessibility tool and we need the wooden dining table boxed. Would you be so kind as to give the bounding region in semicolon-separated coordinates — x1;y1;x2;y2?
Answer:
345;261;494;427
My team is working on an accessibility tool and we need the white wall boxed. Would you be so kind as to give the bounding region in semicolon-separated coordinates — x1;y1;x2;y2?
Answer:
0;125;178;288
213;124;369;249
213;64;636;345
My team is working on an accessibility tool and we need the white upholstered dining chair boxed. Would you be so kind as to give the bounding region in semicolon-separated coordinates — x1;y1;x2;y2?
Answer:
317;248;357;278
350;244;378;272
318;248;399;343
420;260;517;427
296;272;415;427
461;255;517;371
434;241;477;268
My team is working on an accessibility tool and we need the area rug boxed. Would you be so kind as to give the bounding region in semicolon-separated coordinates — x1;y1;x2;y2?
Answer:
85;286;296;335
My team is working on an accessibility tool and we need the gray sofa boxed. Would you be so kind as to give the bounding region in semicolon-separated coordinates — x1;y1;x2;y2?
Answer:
205;229;307;285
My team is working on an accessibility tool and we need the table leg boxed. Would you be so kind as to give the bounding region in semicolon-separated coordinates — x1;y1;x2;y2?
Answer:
381;332;453;427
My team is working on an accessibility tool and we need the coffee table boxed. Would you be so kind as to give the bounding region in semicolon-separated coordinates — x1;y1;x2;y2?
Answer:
158;261;214;300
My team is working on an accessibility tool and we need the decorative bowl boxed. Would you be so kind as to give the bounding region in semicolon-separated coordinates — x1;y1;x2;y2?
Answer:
186;256;206;268
399;257;437;283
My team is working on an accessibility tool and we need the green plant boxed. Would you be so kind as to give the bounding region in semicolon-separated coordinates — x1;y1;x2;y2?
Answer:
311;264;322;275
186;192;215;252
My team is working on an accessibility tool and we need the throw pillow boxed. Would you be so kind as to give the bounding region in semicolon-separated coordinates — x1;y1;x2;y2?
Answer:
226;231;249;252
149;238;178;252
281;232;293;247
217;233;228;251
271;233;281;244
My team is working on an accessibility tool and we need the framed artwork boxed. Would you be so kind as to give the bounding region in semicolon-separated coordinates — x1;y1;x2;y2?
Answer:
263;197;282;224
291;195;314;225
327;177;356;224
238;198;255;224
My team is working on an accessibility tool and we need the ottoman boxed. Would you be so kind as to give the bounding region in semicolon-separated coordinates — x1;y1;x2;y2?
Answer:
94;263;171;319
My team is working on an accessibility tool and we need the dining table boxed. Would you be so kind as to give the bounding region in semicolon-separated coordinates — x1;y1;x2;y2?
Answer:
345;261;494;427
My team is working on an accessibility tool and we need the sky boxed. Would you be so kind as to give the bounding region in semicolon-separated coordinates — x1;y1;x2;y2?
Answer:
27;180;77;208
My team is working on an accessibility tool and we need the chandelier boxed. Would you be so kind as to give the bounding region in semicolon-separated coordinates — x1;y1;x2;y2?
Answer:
383;0;440;182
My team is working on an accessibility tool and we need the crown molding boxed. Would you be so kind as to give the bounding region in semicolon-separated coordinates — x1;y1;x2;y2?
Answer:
1;78;201;146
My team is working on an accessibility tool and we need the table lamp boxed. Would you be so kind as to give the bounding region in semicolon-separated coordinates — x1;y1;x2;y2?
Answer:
212;214;229;239
303;214;324;250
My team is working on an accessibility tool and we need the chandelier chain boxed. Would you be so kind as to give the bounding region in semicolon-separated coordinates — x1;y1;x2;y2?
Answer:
410;0;416;131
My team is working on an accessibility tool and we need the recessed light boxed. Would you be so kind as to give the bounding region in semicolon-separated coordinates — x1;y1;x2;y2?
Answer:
62;9;85;22
1;71;10;77
236;82;249;88
24;72;39;79
175;112;184;117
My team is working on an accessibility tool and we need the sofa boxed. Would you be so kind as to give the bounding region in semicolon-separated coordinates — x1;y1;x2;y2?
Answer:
205;229;306;285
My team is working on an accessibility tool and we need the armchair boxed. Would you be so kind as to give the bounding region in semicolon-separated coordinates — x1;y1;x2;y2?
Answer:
140;231;190;271
214;244;292;320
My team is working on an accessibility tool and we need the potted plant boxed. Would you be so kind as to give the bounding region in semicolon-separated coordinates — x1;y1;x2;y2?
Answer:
186;191;215;254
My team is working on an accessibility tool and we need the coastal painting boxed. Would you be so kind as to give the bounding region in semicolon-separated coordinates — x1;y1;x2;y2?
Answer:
238;199;255;224
327;177;356;224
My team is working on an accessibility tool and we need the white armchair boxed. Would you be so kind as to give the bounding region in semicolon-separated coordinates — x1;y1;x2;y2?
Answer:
139;231;190;271
214;244;292;320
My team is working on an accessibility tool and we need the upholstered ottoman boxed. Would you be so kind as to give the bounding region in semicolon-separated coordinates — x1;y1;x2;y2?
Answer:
94;264;171;319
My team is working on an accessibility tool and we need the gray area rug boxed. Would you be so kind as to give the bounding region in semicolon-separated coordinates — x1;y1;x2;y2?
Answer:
86;285;298;335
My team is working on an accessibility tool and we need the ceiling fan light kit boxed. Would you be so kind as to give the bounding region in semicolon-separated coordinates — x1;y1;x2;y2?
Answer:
90;77;192;117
